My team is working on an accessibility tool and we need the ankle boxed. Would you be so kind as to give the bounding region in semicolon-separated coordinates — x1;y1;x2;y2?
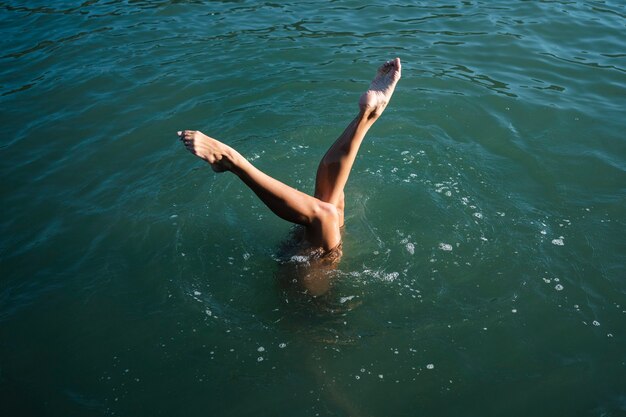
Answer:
356;110;378;127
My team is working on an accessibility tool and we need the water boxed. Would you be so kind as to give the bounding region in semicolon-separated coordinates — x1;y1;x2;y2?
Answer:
1;1;625;416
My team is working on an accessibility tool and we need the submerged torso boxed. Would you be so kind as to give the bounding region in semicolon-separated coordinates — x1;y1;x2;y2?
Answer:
275;226;343;297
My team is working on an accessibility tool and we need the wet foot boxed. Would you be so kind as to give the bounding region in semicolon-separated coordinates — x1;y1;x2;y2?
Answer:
359;57;402;119
178;130;233;172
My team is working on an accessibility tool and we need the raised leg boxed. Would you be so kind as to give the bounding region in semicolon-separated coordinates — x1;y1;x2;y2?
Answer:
178;130;341;251
178;58;401;252
314;58;401;226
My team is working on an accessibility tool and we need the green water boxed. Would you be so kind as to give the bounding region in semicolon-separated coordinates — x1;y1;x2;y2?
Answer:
1;1;625;416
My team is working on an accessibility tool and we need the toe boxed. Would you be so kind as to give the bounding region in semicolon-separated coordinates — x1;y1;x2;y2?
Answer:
393;57;401;71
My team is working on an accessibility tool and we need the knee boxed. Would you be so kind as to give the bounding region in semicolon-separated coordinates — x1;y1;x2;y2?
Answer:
310;201;341;250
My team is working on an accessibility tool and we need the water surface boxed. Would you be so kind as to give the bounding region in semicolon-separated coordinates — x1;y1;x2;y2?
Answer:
1;1;625;416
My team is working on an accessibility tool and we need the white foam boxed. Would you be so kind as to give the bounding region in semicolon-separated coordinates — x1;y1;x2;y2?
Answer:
384;272;399;282
290;255;310;263
439;243;453;251
406;242;415;255
340;295;355;304
551;237;565;246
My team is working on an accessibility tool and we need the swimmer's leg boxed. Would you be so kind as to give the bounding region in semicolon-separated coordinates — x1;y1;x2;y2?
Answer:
178;130;341;251
314;58;401;226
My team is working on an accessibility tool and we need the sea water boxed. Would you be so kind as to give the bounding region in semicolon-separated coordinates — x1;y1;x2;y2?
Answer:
1;1;625;416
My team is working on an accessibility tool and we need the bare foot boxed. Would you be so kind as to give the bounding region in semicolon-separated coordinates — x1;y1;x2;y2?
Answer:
359;57;401;119
177;130;233;172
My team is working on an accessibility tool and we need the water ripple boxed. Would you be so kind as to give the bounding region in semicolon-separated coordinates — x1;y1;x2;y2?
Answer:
1;1;625;415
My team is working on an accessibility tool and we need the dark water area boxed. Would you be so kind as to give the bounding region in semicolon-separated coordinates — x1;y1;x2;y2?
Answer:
1;1;625;416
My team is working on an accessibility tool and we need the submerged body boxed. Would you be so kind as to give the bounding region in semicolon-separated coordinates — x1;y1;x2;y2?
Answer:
179;58;401;294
